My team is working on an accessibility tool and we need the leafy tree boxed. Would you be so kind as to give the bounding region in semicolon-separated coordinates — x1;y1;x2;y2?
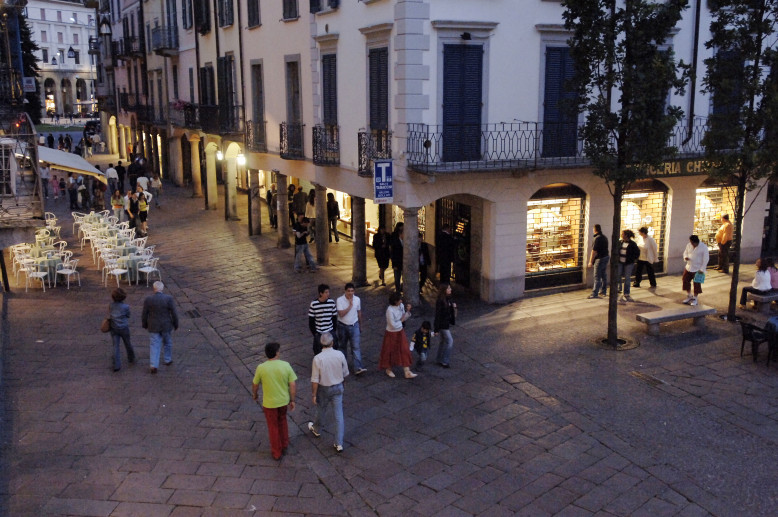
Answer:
703;0;778;321
562;0;689;347
18;15;42;125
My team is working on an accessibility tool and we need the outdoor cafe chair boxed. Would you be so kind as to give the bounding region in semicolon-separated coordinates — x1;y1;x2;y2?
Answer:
103;258;130;287
739;321;768;362
23;263;49;292
44;212;57;224
72;212;87;234
55;259;80;289
131;236;148;249
137;258;160;286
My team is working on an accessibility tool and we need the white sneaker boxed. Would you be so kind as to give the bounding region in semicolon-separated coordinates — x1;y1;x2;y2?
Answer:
619;295;627;304
682;296;693;304
689;298;698;306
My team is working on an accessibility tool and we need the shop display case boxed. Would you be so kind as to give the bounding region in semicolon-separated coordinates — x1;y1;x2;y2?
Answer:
695;186;737;250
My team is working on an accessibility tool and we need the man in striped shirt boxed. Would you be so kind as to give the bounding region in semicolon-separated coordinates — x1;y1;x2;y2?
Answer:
309;284;338;355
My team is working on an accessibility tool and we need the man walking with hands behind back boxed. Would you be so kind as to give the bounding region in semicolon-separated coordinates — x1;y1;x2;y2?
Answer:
715;214;733;274
142;281;179;374
307;333;349;453
252;342;297;460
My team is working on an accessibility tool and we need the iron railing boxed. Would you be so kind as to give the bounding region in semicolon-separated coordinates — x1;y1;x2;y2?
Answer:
406;119;712;174
280;122;305;159
358;129;392;176
125;36;145;56
119;92;140;112
200;104;244;134
151;26;179;55
246;120;267;152
312;124;340;165
137;106;165;125
169;103;201;129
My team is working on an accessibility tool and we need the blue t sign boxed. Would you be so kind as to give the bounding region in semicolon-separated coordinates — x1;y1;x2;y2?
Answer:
374;160;393;204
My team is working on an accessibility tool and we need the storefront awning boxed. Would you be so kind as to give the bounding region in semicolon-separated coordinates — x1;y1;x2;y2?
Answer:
37;146;107;184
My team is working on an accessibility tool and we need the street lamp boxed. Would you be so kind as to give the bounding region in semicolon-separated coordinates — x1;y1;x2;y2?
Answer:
216;150;224;160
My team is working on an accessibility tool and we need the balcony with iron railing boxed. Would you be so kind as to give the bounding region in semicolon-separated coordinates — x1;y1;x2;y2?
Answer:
312;124;340;166
119;92;141;112
246;120;267;152
125;36;145;57
280;122;305;160
358;129;392;176
151;26;179;56
405;118;710;174
137;105;166;125
200;104;244;134
169;102;201;129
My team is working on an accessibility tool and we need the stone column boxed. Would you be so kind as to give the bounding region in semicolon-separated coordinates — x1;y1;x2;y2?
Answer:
109;122;119;155
352;196;368;286
315;183;328;264
168;136;182;186
225;157;239;220
204;146;218;210
189;136;203;198
118;125;127;160
249;170;261;236
402;207;421;307
276;172;291;248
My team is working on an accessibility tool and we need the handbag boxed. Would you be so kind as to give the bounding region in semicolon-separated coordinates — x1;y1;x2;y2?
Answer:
100;317;112;333
693;271;706;284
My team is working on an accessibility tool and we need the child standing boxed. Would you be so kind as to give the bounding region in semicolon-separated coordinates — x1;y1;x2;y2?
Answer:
51;175;60;199
411;321;433;370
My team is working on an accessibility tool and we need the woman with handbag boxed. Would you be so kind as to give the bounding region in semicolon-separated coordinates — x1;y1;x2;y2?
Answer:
434;284;457;368
108;288;135;372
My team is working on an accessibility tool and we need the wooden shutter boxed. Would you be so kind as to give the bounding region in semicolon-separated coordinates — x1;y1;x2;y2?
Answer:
542;46;577;158
322;54;337;125
442;44;482;162
369;47;388;130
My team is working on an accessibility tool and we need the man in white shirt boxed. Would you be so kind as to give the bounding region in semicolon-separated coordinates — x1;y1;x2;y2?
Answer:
137;174;149;192
105;163;119;194
39;163;50;199
336;283;366;375
307;332;349;452
682;235;709;306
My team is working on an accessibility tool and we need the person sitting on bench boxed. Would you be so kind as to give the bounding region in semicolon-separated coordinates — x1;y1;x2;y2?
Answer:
739;258;774;309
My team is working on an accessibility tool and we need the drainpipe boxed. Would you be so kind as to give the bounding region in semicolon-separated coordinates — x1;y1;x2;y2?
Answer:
685;0;702;145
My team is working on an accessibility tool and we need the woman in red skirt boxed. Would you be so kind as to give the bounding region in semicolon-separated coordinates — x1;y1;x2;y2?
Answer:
378;292;418;379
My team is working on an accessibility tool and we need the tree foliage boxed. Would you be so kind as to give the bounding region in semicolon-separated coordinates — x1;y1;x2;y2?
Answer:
702;0;778;320
562;0;689;346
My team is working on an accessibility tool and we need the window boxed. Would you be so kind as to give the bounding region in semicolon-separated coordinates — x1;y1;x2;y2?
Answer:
247;0;260;28
368;47;388;130
72;13;77;23
194;0;211;34
57;11;62;22
709;49;744;150
218;0;233;27
199;65;215;105
217;55;237;107
442;44;482;162
172;65;179;100
42;48;48;63
542;46;578;158
73;34;79;45
41;30;47;42
286;59;301;122
282;0;298;19
73;51;80;65
182;0;193;29
189;67;195;102
321;54;337;125
57;32;64;43
251;63;265;121
40;8;45;20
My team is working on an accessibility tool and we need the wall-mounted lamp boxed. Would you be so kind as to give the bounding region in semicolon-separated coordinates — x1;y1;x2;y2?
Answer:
216;150;224;160
460;32;471;41
67;46;76;58
236;153;246;166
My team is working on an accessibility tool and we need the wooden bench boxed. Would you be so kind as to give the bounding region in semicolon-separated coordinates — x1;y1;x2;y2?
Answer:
636;305;717;336
746;292;778;314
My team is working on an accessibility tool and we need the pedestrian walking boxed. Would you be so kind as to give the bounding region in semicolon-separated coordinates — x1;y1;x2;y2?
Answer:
293;186;307;219
293;215;318;273
51;175;60;199
633;226;658;288
307;332;348;453
111;190;124;221
390;222;404;293
127;191;139;231
57;134;64;150
266;183;277;228
336;283;366;375
252;342;297;461
115;161;126;192
411;320;433;370
419;233;431;293
137;192;149;236
616;229;640;303
682;235;709;306
739;258;773;309
309;283;337;355
108;288;135;372
64;134;72;152
46;133;54;148
434;284;456;368
327;192;340;243
287;184;297;226
67;173;78;209
715;214;733;273
39;163;50;199
372;226;391;286
378;292;417;379
142;281;179;374
105;163;118;194
150;174;162;207
305;189;316;242
587;224;609;299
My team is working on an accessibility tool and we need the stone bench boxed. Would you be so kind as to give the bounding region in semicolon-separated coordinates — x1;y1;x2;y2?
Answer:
746;292;778;314
636;305;717;336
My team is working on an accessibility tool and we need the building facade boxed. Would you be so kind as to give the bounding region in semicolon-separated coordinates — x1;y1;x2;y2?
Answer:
99;0;768;303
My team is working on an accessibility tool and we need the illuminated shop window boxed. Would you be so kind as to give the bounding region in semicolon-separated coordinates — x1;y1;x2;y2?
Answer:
526;183;586;289
620;179;668;272
695;182;737;252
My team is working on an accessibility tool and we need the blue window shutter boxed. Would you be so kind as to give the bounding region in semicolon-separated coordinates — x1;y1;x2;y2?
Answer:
542;46;577;157
442;44;482;162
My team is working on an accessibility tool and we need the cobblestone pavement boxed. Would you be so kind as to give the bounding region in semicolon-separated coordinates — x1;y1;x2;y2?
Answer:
1;173;778;516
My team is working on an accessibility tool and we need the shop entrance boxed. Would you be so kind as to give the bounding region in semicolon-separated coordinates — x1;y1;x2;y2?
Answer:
621;179;668;273
525;183;586;290
436;199;471;288
695;180;737;267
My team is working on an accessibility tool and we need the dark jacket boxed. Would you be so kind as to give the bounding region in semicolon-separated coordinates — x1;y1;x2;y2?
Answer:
142;292;179;333
109;301;130;330
434;297;454;332
437;230;456;265
327;200;340;220
390;233;403;269
372;232;391;268
592;232;609;260
619;239;640;265
419;242;431;268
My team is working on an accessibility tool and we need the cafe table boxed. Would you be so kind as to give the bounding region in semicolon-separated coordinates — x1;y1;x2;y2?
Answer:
118;253;144;283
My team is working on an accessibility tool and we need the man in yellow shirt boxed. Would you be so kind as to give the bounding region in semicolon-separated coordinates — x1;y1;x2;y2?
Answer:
252;343;297;460
715;214;733;274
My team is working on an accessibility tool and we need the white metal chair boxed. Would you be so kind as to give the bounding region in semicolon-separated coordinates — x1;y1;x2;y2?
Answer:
72;212;87;235
23;263;48;292
130;236;148;249
103;257;129;287
137;257;160;286
55;259;80;289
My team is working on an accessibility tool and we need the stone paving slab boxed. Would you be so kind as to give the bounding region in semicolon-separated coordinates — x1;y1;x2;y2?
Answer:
1;176;778;515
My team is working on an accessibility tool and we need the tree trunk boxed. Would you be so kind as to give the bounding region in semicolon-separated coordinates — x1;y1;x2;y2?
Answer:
608;181;625;348
726;173;747;321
